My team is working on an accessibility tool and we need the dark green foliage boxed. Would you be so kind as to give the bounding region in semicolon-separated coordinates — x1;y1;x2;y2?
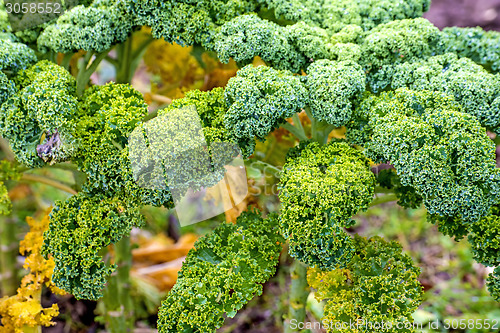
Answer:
135;0;258;49
440;27;500;73
360;18;441;92
215;14;306;72
224;65;308;157
487;266;500;302
163;87;231;145
0;61;78;167
376;169;423;209
0;38;36;75
468;206;500;267
38;0;135;53
285;22;331;63
305;59;365;126
427;214;471;240
119;147;174;208
157;89;238;191
73;83;167;204
0;71;15;106
279;141;375;269
355;89;500;224
157;210;283;333
74;82;174;208
308;235;423;333
131;105;229;198
42;192;144;300
391;53;500;133
258;0;430;32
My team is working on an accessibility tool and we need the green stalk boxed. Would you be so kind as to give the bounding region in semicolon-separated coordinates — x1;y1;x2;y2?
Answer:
20;173;77;195
113;35;154;84
61;53;73;70
284;259;310;333
76;51;108;96
115;38;133;84
282;122;308;142
0;216;18;297
102;236;135;333
304;107;316;140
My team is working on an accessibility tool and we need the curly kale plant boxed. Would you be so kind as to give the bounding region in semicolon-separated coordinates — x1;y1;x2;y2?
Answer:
279;141;375;270
42;192;144;300
308;236;423;332
158;211;283;332
1;0;500;332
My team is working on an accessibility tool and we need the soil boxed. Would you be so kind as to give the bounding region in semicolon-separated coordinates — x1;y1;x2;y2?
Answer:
424;0;500;31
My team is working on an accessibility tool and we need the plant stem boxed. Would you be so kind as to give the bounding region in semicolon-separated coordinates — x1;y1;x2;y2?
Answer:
61;53;73;70
0;216;18;297
76;51;108;96
282;122;309;142
284;260;309;333
130;36;154;77
292;113;306;137
115;37;133;84
304;107;316;140
102;237;135;333
20;173;77;195
369;193;398;207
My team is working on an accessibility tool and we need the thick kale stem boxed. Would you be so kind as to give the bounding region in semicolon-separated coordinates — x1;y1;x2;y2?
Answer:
115;37;133;84
292;113;306;138
76;51;109;96
105;55;119;67
282;122;309;142
304;107;316;140
0;216;18;297
304;107;333;145
114;34;154;84
369;193;398;207
20;173;77;195
61;53;73;70
130;36;154;78
102;236;135;333
284;259;310;333
312;121;331;145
